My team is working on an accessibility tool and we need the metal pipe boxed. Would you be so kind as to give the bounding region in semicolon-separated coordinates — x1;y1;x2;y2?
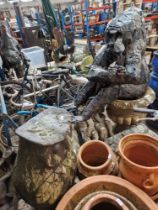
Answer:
0;82;12;146
0;84;7;115
133;107;157;114
23;85;59;99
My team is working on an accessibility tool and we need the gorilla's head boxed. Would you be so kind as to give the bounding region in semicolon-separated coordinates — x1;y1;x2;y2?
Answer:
104;7;145;55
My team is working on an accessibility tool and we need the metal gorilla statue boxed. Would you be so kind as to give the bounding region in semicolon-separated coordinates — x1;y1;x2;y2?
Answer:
75;7;149;121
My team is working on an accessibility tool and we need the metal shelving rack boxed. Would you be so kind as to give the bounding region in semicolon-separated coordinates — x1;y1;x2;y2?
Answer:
142;0;158;59
118;0;158;20
63;0;112;54
143;0;158;21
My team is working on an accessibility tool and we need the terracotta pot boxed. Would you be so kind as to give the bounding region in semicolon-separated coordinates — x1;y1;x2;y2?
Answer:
81;194;129;210
74;191;137;210
107;87;155;125
13;108;79;209
77;140;118;177
56;175;158;210
118;133;158;199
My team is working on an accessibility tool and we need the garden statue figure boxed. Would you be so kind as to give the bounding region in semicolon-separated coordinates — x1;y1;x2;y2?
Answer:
74;7;149;122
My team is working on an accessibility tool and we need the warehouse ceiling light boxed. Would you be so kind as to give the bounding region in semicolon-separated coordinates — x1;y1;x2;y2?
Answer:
21;0;32;1
7;0;19;3
51;0;77;3
7;0;33;3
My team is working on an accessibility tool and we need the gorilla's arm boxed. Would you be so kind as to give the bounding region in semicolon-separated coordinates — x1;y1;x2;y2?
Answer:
88;59;149;85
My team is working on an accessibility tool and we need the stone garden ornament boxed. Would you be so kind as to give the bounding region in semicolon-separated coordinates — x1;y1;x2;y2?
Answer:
13;108;79;209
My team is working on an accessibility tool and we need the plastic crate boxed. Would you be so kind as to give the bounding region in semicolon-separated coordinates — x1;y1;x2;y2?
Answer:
21;46;46;69
78;33;83;38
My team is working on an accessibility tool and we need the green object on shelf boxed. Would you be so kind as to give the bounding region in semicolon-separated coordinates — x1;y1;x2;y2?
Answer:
41;0;58;36
80;55;93;73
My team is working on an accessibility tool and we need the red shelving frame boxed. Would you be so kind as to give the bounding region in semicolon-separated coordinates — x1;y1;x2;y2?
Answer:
145;15;158;21
142;0;158;21
74;5;112;12
69;0;112;44
64;19;109;29
143;0;157;2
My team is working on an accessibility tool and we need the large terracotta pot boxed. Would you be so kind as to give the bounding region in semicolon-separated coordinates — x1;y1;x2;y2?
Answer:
74;191;137;210
77;140;118;177
12;108;79;209
56;175;158;210
118;133;158;199
107;87;155;125
81;194;129;210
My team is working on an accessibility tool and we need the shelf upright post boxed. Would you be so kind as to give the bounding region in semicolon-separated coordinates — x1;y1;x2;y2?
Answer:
60;10;65;32
56;4;63;31
85;0;94;57
60;8;68;47
68;4;74;33
81;1;85;34
13;2;27;47
113;0;117;17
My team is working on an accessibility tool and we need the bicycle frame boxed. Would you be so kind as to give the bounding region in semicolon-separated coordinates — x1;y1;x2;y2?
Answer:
0;61;81;146
22;74;75;106
16;103;51;117
23;85;59;99
16;102;76;117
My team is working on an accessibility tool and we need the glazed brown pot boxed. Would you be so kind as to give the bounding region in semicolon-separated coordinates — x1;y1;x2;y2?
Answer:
81;194;129;210
77;140;118;177
56;175;158;210
118;133;158;199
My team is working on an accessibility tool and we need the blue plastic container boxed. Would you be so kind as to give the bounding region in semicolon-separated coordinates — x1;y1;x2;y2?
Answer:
147;98;158;130
151;51;158;75
98;25;105;34
0;68;5;81
149;51;158;96
95;25;105;34
148;51;158;130
78;33;83;38
99;12;108;21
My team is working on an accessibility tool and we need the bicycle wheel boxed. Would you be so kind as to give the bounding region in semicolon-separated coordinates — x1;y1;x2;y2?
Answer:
1;80;34;111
